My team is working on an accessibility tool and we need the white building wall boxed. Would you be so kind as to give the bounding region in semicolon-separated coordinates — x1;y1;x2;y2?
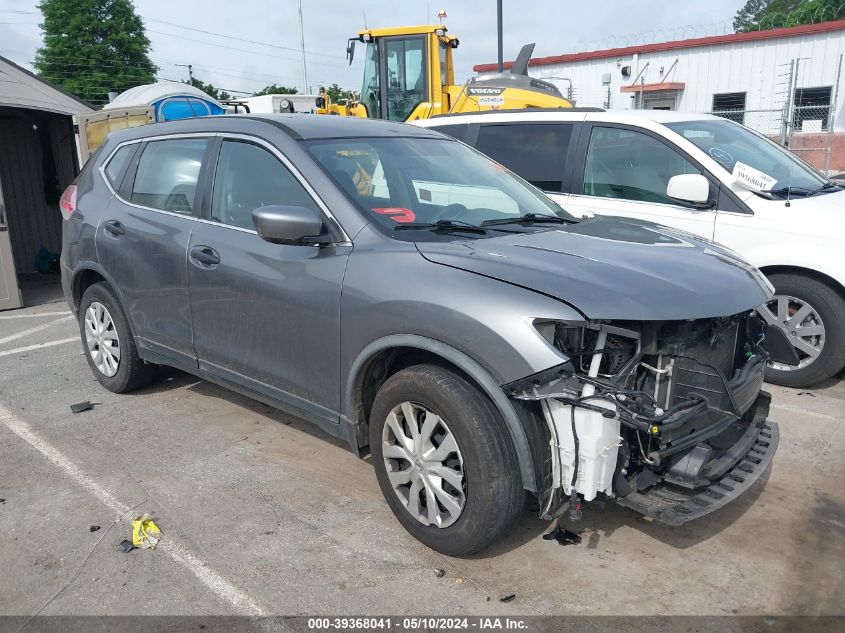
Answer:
479;29;845;131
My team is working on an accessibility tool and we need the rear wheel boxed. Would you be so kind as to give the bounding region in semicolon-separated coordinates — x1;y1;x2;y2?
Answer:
79;282;156;393
369;364;524;555
760;273;845;387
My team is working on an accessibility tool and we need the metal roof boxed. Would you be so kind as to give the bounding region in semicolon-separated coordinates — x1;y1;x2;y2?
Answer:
474;20;845;72
102;112;446;144
0;55;93;115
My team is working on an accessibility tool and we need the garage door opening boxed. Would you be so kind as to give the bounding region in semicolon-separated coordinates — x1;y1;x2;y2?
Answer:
0;106;80;309
1;55;93;311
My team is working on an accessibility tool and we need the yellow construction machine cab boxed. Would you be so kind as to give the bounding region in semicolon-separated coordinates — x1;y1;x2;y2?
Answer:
316;24;572;121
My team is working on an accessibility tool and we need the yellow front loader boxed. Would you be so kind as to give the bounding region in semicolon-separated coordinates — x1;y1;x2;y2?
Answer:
315;24;571;121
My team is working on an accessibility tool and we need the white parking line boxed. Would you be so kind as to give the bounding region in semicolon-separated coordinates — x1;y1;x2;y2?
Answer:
770;402;837;421
0;315;74;346
0;311;71;320
0;403;266;616
0;337;80;358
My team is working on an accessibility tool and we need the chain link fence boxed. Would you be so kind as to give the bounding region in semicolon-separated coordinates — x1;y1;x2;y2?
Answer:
706;105;839;172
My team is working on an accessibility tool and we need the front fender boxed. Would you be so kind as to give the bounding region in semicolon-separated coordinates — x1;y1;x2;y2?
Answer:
345;334;543;490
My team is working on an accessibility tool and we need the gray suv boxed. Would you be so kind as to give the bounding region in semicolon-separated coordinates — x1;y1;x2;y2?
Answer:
61;114;779;555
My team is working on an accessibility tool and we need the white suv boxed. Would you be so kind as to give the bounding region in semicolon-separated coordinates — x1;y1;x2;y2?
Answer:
415;109;845;387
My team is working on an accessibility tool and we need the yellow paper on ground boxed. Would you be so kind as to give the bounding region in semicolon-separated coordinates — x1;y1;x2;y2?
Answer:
132;513;162;549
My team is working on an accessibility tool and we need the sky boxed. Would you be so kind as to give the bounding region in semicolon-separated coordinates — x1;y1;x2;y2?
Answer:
0;0;748;97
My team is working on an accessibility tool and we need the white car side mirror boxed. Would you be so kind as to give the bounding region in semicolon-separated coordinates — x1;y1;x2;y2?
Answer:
667;174;710;206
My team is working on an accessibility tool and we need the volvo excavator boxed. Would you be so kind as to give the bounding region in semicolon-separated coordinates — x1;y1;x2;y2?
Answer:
314;23;572;120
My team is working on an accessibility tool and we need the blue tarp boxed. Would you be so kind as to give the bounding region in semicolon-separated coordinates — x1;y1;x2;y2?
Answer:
152;96;226;121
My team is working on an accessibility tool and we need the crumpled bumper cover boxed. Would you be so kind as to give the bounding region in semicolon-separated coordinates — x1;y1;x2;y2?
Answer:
615;419;779;526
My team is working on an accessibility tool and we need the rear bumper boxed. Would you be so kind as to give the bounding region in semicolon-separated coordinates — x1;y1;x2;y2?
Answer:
615;408;778;526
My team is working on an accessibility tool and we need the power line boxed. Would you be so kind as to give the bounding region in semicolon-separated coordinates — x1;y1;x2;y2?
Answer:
145;28;348;70
141;16;345;60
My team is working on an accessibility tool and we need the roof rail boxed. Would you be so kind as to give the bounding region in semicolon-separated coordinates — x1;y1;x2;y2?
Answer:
429;107;605;119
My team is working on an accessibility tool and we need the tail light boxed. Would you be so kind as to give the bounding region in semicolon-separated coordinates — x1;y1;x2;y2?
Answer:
59;185;77;220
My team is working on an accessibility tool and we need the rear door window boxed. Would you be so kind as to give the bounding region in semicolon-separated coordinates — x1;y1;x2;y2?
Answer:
474;123;573;192
130;138;208;214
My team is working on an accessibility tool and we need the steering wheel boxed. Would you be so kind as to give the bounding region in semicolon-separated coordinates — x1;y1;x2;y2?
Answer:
431;203;470;222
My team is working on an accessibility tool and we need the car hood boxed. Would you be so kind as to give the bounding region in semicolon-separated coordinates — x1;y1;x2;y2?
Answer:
416;216;773;321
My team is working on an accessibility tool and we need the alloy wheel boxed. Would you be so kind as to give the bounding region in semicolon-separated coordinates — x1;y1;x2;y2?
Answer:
84;301;121;377
381;401;466;528
758;294;825;372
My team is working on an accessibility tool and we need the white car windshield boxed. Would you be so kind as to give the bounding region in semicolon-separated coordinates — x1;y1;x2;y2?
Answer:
665;118;829;194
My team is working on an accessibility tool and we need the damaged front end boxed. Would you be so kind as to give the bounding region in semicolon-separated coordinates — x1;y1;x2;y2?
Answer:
506;312;779;526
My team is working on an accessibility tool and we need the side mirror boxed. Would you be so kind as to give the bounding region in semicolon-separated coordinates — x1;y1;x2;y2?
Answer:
666;174;711;206
346;38;356;65
252;205;323;245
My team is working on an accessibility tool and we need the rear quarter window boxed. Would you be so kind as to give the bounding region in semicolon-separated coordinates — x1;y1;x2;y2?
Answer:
428;124;468;141
474;123;573;192
103;144;136;189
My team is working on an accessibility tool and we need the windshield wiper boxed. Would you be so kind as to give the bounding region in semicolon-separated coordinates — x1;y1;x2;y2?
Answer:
393;219;487;234
759;185;819;198
481;212;576;227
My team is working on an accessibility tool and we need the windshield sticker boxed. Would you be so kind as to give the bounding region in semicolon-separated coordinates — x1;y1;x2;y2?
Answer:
372;207;416;223
732;161;777;192
708;147;734;164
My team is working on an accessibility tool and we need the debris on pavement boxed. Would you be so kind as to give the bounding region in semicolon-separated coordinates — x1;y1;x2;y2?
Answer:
118;539;136;553
70;401;94;414
434;568;445;578
455;578;463;585
542;525;582;546
132;513;162;549
499;593;516;603
797;391;816;397
89;525;101;532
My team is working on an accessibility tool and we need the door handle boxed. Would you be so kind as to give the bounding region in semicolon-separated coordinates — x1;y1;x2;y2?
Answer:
103;220;125;236
189;246;220;267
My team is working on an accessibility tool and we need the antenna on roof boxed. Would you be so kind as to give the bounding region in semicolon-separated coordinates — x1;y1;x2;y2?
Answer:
362;9;368;29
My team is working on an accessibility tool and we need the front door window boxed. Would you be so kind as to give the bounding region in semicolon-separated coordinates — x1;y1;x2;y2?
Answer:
583;126;702;205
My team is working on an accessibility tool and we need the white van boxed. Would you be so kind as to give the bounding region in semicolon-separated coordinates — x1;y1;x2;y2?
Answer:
415;109;845;387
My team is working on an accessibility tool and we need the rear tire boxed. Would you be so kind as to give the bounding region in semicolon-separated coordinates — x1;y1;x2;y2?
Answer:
762;273;845;388
79;282;156;393
369;364;524;555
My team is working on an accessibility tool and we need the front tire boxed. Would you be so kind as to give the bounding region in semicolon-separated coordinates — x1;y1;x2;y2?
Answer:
761;273;845;387
79;282;156;393
369;364;524;556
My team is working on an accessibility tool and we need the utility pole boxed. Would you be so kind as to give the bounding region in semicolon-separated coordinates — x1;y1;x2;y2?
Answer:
496;0;504;72
298;0;309;94
176;63;194;85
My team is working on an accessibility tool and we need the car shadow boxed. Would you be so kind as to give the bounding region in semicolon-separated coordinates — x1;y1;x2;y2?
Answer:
129;368;775;558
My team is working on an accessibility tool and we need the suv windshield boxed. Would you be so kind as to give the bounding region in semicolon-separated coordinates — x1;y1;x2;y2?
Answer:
305;136;573;235
664;118;829;194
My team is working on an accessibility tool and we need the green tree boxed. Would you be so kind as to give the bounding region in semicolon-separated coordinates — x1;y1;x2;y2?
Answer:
183;77;230;101
734;0;845;32
34;0;156;105
326;83;350;103
253;83;299;96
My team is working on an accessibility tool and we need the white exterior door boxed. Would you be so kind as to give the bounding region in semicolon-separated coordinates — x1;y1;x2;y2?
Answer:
561;125;717;240
0;178;23;311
